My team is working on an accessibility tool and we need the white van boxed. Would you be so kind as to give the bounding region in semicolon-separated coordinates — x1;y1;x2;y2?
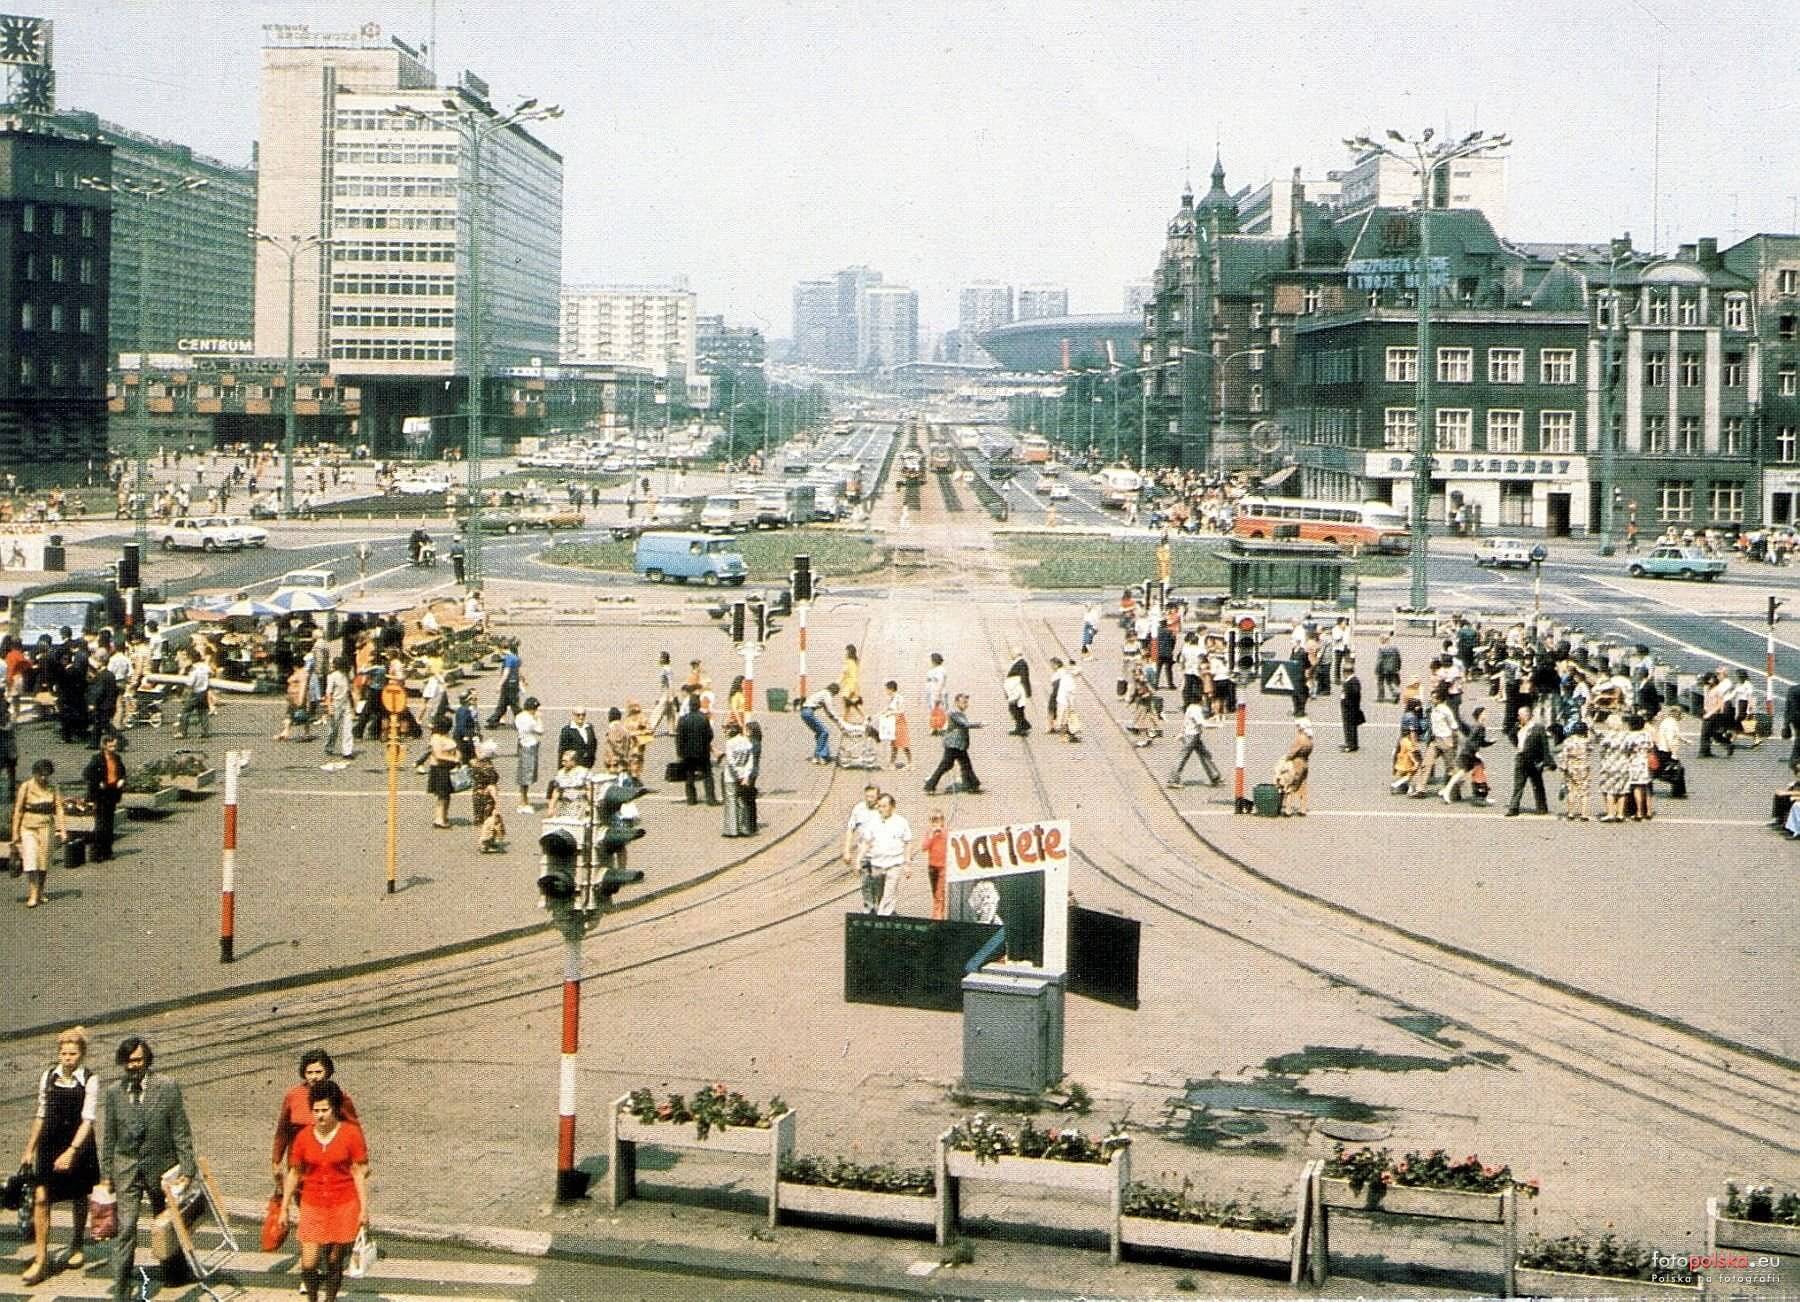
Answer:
700;494;758;532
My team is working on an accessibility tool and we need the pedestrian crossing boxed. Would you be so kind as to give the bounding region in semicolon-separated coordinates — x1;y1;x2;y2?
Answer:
4;1241;535;1299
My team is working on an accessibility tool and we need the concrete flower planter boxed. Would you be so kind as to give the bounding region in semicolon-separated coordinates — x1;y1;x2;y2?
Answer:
1708;1198;1800;1256
1311;1170;1518;1293
1119;1160;1315;1284
608;1094;796;1226
123;786;180;813
165;768;217;797
938;1131;1130;1264
1513;1265;1698;1298
775;1181;941;1239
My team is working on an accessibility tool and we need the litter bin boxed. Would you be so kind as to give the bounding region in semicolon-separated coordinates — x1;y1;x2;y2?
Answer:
42;533;65;571
1253;782;1283;817
962;968;1064;1095
764;687;790;713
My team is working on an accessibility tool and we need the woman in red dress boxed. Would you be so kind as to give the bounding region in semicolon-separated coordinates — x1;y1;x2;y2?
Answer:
271;1048;357;1193
281;1080;369;1302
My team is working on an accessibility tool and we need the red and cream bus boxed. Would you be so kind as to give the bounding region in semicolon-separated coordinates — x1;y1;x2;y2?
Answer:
1231;496;1409;553
1019;435;1052;464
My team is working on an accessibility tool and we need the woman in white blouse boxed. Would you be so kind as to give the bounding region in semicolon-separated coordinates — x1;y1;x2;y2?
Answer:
17;1026;100;1286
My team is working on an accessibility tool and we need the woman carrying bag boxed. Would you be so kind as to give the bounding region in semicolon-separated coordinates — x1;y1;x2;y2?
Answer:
16;1026;100;1286
281;1080;369;1302
12;758;66;909
424;719;462;829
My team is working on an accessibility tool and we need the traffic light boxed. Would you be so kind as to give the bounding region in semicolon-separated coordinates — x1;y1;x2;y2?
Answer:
1231;613;1261;673
537;820;584;902
119;543;141;591
728;600;747;643
1773;596;1787;626
792;554;813;602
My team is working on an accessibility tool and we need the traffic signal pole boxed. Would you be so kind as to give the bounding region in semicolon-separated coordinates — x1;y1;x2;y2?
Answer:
556;917;584;1201
1770;597;1786;723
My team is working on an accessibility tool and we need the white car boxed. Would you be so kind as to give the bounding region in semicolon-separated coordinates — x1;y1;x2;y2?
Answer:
221;517;269;548
1044;480;1071;502
392;472;452;495
160;516;246;552
1475;537;1535;569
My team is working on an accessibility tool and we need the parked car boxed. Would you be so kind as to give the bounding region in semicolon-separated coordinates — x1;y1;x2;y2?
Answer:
159;516;247;552
1475;537;1535;569
633;531;748;586
220;517;269;548
276;568;338;593
1628;545;1727;581
391;472;452;495
522;504;585;531
461;511;527;535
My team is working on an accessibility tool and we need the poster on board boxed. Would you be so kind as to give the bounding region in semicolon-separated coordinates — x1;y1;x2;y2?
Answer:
943;819;1070;974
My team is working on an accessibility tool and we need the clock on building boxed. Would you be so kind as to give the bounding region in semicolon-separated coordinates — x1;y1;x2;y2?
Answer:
0;14;48;66
9;62;51;112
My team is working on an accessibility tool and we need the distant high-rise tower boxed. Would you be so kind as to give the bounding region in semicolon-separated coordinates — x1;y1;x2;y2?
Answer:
1017;284;1070;320
861;285;918;368
957;281;1013;364
791;279;837;365
834;265;882;368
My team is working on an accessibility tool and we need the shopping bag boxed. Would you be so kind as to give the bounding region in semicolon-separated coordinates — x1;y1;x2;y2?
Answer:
345;1227;379;1278
448;764;473;793
87;1185;117;1241
929;705;947;732
0;1163;29;1211
260;1193;289;1252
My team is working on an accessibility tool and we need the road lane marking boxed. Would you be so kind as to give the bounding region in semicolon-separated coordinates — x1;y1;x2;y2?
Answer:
1177;808;1769;826
1615;618;1795;687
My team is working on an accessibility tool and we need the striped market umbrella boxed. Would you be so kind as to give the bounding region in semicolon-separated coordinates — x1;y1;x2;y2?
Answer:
268;588;341;614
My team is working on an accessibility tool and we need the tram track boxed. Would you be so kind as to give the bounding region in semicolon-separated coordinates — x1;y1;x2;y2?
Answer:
994;609;1800;1160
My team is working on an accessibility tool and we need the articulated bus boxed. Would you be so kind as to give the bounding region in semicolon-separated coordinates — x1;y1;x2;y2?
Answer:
1231;496;1409;553
1020;435;1052;464
1095;465;1144;509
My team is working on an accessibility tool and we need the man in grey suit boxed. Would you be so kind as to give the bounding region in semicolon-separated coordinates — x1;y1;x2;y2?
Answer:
99;1036;197;1302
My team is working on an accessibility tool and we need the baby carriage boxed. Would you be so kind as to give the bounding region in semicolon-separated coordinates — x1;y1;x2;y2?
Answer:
836;719;882;770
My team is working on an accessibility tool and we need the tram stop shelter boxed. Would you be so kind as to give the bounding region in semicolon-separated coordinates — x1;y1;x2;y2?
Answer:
1215;538;1349;604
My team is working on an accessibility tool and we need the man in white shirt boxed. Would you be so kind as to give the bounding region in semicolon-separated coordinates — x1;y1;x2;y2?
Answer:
857;792;913;916
176;652;212;740
842;785;884;911
1410;692;1460;795
1167;699;1222;787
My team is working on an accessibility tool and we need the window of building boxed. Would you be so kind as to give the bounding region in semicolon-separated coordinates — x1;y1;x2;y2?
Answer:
1680;352;1702;387
1384;346;1417;383
19;204;32;233
48;255;64;282
1487;409;1524;452
1722;417;1744;455
1646;414;1668;453
1607;412;1624;451
1596;292;1619;328
1248;349;1264;370
1777;426;1798;463
1657;479;1693;522
1437;347;1472;382
1367;289;1382;308
1676;416;1701;454
1724;294;1748;329
79;256;94;285
1709;483;1744;522
1540;348;1576;384
1540;410;1576;453
1488;347;1523;383
78;306;92;334
49;208;63;236
1677;293;1698;325
80;209;94;238
21;253;33;281
77;356;92;385
1779;269;1798;295
1435;408;1472;451
1302;286;1321;315
1249;302;1264;329
1248;384;1264;413
17;303;31;331
1723;354;1745;387
1383;407;1417;451
1644;352;1667;387
1782;314;1798;341
48;304;63;332
1781;367;1797;396
1647;294;1669;324
48;357;63;385
17;356;31;386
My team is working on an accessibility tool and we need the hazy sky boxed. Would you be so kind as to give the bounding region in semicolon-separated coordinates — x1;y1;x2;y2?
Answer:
30;1;1800;338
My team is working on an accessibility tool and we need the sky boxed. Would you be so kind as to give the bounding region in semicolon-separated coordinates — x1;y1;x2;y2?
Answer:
27;0;1800;340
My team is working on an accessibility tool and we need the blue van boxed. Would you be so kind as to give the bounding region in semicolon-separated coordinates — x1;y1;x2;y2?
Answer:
633;531;748;586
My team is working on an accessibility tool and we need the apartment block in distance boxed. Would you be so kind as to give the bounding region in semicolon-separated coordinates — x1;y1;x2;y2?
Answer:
255;23;563;451
862;285;918;368
560;283;696;384
957;281;1012;364
1016;283;1069;321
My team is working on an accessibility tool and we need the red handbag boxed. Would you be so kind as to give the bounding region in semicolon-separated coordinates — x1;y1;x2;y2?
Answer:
87;1186;118;1241
260;1194;290;1252
929;705;947;732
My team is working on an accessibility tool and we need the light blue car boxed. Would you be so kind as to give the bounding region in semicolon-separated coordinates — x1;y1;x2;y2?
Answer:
1627;545;1727;581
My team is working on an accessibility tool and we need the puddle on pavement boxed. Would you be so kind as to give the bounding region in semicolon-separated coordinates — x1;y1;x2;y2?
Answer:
1385;1012;1463;1047
1262;1045;1457;1075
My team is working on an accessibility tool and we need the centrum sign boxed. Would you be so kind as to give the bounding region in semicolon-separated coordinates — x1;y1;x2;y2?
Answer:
177;338;254;355
1346;256;1450;291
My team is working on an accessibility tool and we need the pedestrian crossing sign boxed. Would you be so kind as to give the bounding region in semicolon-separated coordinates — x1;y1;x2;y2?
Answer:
1259;658;1299;694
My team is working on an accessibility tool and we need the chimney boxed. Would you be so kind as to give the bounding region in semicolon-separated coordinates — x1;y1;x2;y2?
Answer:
1678;243;1696;262
1611;233;1633;260
1289;167;1305;267
1697;237;1719;267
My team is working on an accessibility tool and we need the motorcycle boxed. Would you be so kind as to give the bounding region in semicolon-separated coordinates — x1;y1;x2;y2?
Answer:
412;541;437;568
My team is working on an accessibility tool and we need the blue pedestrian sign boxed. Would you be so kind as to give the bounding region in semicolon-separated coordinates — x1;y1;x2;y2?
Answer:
1259;658;1301;695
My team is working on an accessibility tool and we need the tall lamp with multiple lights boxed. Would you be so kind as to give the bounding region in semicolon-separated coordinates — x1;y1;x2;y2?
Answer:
397;95;562;588
79;173;208;552
249;229;331;516
1343;128;1510;612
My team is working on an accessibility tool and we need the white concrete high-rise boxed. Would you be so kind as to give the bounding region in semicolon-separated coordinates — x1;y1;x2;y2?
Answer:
1016;284;1070;320
1337;144;1506;230
560;284;696;380
957;281;1013;364
254;25;562;443
861;285;918;368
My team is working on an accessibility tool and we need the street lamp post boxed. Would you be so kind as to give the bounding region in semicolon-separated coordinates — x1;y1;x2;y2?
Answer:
249;230;331;515
80;174;208;552
398;95;562;588
1590;240;1654;555
1345;128;1510;612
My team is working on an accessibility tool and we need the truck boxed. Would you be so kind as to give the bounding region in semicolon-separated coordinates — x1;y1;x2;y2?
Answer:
632;532;748;586
700;494;759;533
754;483;816;529
649;495;706;530
2;576;128;646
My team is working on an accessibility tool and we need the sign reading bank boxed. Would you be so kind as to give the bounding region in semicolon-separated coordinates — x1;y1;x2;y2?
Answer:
945;819;1070;974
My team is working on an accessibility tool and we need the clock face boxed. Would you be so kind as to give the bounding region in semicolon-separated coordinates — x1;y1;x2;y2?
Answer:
11;62;51;112
0;14;47;66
